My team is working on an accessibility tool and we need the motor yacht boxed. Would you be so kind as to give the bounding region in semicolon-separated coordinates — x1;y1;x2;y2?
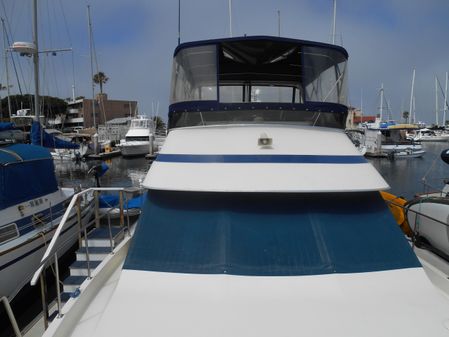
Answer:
29;36;449;337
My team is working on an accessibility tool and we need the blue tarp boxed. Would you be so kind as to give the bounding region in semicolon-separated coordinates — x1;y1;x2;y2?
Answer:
0;144;58;210
124;191;420;276
99;192;146;209
0;122;14;131
31;121;79;149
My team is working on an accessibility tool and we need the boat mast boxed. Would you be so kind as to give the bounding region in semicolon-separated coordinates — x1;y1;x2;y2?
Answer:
1;18;12;119
32;0;39;122
379;83;384;122
444;72;448;127
87;5;96;128
435;76;439;126
409;68;415;124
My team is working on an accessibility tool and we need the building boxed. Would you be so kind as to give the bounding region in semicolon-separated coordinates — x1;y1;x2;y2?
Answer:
346;106;376;129
50;94;138;131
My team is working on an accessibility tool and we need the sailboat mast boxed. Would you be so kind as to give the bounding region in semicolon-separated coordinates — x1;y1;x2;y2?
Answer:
409;68;415;123
32;0;39;121
444;72;448;127
435;76;439;126
87;5;96;128
1;19;12;118
379;83;384;121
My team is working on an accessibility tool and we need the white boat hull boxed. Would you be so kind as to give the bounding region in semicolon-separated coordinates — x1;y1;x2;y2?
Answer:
120;141;150;157
0;196;93;299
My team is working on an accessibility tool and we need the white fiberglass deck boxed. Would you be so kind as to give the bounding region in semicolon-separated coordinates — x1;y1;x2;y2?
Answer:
145;124;388;192
59;267;449;337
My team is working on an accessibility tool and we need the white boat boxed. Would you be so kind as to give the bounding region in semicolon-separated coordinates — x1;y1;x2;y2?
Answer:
402;149;449;295
30;36;449;337
0;144;93;300
409;128;449;142
119;116;154;157
364;125;425;158
51;132;93;161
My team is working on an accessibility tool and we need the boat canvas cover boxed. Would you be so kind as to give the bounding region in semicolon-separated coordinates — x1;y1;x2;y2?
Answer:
0;144;58;210
31;121;79;149
0;122;14;131
125;191;420;276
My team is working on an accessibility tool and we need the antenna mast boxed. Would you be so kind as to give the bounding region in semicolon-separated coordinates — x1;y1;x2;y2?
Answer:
332;0;337;44
178;0;181;45
228;0;233;37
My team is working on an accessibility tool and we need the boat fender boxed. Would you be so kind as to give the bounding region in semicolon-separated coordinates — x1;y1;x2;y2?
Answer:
379;191;413;237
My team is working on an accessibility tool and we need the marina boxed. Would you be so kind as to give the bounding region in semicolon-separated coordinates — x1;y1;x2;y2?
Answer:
2;1;449;337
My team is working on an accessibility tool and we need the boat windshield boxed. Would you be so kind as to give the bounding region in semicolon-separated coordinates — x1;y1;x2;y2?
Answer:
131;119;151;129
124;191;420;276
169;38;348;129
125;136;149;142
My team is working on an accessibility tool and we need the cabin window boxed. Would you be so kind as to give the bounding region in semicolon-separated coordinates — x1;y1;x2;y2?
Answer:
0;223;19;244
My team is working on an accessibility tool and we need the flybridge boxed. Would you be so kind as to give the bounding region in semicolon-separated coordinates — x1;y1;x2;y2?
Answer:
168;36;349;129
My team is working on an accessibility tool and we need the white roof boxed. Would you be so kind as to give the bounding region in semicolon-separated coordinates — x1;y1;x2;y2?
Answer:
144;124;389;192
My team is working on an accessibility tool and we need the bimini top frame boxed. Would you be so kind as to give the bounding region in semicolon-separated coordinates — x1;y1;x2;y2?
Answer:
168;36;349;129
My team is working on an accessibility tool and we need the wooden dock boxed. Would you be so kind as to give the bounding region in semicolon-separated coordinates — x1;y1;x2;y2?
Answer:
87;149;121;160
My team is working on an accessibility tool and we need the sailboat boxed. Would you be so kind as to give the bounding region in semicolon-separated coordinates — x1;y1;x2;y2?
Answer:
363;84;425;158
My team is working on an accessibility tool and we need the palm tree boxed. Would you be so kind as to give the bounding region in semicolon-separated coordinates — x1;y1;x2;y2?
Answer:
93;72;109;94
153;116;166;133
402;111;409;124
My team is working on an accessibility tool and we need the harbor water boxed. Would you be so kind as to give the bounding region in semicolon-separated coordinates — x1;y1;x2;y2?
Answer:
368;142;449;199
1;142;449;337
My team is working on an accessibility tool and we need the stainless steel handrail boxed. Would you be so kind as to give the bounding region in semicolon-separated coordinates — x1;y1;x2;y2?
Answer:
1;296;22;337
30;187;128;285
385;198;449;229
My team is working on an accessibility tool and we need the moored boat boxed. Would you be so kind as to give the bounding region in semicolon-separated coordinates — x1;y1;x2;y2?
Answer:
0;144;93;300
119;116;154;157
30;36;449;337
364;124;425;158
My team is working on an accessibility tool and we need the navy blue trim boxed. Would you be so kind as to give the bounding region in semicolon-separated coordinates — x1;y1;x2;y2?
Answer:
15;201;65;236
0;208;90;272
156;154;367;164
169;101;348;115
174;35;349;59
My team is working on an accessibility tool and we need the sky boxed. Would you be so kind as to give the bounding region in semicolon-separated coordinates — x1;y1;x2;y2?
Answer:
0;0;449;125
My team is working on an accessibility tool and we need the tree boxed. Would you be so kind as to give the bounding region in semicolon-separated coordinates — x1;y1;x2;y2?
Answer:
402;111;409;123
93;72;109;94
153;116;166;133
0;94;67;119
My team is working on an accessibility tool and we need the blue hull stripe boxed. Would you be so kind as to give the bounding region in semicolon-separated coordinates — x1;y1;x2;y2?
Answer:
156;154;367;164
0;209;90;272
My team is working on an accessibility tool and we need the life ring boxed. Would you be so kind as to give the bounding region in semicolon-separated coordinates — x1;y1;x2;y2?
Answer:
379;191;413;237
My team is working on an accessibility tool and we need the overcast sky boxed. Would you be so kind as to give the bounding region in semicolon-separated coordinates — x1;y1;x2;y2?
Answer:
1;0;449;124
